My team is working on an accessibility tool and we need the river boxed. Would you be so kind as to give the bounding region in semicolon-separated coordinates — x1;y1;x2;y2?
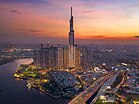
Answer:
0;59;69;104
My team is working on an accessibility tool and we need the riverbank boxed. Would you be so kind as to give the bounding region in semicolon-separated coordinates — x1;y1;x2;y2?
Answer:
0;57;15;66
0;59;69;104
31;85;61;99
14;64;83;100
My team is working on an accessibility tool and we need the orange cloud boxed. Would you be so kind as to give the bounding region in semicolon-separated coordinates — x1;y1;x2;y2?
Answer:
0;1;139;44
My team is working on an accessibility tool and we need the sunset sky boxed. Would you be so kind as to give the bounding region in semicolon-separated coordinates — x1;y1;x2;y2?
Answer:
0;0;139;44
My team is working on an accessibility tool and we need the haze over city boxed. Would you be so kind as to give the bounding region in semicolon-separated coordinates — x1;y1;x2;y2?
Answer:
0;0;139;44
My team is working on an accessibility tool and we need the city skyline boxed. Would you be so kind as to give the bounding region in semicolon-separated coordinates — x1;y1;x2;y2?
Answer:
0;1;139;103
33;7;80;69
0;0;139;44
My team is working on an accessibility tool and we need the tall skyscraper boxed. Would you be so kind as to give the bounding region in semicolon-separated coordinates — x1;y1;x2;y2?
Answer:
69;7;76;68
33;7;82;69
69;7;74;46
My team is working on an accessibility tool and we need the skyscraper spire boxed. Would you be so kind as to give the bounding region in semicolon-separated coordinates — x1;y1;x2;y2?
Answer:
71;7;72;17
69;7;74;45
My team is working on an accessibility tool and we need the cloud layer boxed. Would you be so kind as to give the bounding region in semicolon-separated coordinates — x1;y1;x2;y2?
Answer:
0;0;139;44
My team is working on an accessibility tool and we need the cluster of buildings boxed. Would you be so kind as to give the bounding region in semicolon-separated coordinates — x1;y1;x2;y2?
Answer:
123;69;139;94
33;7;139;71
49;70;82;91
97;69;139;103
33;7;91;70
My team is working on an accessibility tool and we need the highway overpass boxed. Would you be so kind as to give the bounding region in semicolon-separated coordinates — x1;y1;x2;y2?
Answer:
69;71;117;104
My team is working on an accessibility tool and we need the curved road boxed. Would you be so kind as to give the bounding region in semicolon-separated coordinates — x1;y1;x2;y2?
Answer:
69;71;116;104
